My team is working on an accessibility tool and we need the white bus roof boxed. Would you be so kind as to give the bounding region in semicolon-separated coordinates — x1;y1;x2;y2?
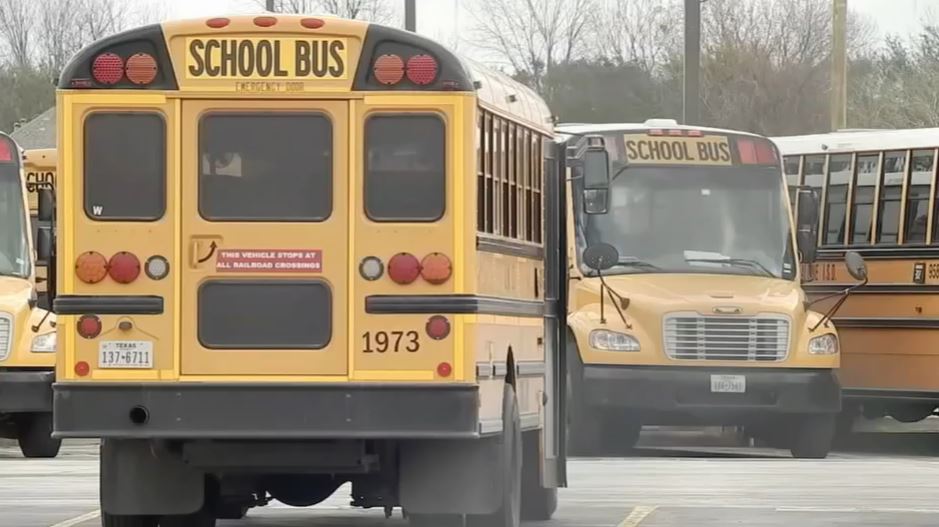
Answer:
772;128;939;155
556;120;765;139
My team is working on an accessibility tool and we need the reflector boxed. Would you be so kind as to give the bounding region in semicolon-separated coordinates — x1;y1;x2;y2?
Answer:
374;54;405;85
406;54;438;85
92;53;124;85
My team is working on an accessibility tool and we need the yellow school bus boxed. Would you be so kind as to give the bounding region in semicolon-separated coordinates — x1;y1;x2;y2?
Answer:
0;134;59;458
23;148;56;305
45;14;568;526
557;120;866;459
774;129;939;427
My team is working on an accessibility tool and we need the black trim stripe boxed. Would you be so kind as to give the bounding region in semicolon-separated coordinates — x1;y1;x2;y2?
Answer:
804;284;939;294
831;317;939;329
365;294;544;317
817;247;939;260
476;235;544;259
54;295;164;315
844;388;939;402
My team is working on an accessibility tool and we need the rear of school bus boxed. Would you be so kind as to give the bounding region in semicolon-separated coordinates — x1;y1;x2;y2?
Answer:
50;15;563;526
558;121;844;459
23;148;56;308
0;136;59;459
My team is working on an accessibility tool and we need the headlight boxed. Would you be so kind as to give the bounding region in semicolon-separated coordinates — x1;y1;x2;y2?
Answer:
589;329;640;351
808;333;838;355
31;332;56;353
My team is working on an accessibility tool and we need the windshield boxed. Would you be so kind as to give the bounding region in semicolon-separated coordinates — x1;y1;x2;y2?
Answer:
578;164;795;280
0;167;30;278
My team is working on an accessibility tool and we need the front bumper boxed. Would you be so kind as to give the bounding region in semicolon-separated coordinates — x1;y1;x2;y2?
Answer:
53;382;479;439
0;370;54;413
581;366;840;415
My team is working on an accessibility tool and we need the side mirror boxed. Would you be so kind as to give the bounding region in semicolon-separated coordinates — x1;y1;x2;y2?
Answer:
582;243;619;271
37;188;53;222
796;188;819;228
36;226;52;263
583;148;610;188
845;250;868;282
797;229;817;264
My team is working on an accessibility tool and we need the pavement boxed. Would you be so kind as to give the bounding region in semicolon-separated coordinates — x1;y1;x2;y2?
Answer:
2;425;939;527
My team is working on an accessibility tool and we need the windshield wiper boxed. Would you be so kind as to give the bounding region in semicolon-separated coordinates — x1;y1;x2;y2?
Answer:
612;258;662;271
684;258;775;277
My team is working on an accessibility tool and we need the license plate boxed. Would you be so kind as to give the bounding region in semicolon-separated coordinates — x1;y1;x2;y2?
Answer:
99;341;154;369
710;374;746;393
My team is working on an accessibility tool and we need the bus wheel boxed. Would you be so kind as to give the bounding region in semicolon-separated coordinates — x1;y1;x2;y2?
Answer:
887;404;936;423
467;383;522;527
789;414;835;459
159;509;216;527
520;430;558;521
16;412;61;459
101;514;160;527
566;335;599;455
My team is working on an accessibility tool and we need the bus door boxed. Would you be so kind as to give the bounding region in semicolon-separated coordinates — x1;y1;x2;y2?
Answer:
180;100;349;376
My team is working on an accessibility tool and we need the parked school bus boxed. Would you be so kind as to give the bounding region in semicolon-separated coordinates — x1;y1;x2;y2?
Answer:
557;120;867;459
43;15;571;526
774;129;939;427
23;148;56;306
0;134;59;458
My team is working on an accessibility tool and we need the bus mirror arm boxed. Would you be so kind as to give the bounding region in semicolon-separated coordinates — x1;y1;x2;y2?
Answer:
31;308;54;333
808;275;868;332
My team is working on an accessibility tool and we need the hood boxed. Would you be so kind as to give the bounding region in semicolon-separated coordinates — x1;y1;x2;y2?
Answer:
0;275;32;312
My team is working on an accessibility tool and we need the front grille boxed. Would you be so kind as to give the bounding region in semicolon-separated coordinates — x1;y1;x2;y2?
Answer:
0;313;12;361
663;312;790;361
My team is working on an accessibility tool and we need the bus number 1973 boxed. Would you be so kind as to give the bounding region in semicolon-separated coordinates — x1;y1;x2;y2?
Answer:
362;331;420;353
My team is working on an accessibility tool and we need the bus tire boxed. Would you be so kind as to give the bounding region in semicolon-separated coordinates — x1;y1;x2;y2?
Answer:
789;414;835;459
566;334;599;455
101;514;160;527
16;412;61;459
408;514;463;527
466;383;522;527
520;430;558;521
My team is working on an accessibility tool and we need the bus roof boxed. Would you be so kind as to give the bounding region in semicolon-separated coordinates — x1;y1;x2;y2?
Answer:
772;128;939;155
556;120;767;139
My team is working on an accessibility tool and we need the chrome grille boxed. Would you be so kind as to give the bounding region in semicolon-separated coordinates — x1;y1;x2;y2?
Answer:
0;313;11;361
663;312;790;361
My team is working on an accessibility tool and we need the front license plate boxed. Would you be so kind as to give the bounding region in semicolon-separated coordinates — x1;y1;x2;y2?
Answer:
710;374;745;393
99;341;154;369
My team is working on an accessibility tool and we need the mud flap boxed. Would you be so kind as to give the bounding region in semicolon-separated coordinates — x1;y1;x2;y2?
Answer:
100;439;205;515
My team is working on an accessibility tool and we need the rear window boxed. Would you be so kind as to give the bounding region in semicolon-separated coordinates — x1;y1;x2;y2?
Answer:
200;113;332;221
365;114;445;221
84;113;165;220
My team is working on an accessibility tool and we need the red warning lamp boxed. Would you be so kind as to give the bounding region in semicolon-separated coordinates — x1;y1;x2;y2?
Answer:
108;252;141;284
406;54;438;86
125;53;158;85
0;139;13;162
301;18;325;29
77;315;102;339
388;253;421;285
206;17;230;28
737;139;758;164
374;54;405;85
254;16;278;27
92;53;124;85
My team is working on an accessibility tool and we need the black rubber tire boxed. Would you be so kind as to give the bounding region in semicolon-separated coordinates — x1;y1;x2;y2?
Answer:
790;414;836;459
214;501;248;520
887;403;936;423
466;383;522;527
16;412;62;459
159;510;216;527
520;430;558;521
565;334;600;455
101;514;160;527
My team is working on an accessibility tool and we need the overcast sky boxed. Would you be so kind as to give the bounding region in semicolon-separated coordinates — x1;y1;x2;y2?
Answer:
158;0;935;60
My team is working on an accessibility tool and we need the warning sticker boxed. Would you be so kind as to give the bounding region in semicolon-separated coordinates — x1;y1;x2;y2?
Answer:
216;249;322;273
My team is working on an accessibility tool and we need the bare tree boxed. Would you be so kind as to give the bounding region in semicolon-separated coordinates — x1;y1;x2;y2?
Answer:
255;0;395;23
593;0;681;73
0;0;35;69
468;0;594;91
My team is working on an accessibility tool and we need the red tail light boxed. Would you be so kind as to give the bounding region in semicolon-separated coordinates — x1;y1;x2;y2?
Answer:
436;362;453;378
426;316;451;340
388;253;421;284
77;315;102;339
92;53;124;85
755;141;778;164
0;138;12;162
75;251;109;284
206;17;230;28
108;252;141;284
125;53;158;85
737;138;758;164
374;54;405;85
406;54;438;85
74;361;91;377
420;253;452;285
254;16;278;27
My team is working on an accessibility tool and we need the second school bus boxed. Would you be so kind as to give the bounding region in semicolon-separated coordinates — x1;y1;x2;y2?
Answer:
44;14;571;527
558;121;866;459
23;148;56;305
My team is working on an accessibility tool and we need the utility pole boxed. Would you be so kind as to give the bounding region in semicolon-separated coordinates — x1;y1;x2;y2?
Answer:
405;0;416;31
683;0;701;125
830;0;848;131
266;0;275;12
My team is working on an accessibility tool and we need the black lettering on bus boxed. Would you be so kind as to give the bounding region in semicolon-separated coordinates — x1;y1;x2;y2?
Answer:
189;39;206;76
256;40;273;76
718;142;731;161
649;141;661;160
328;40;345;77
204;39;221;76
660;141;673;160
626;140;639;160
677;141;691;160
696;142;710;161
220;39;238;77
295;41;311;76
311;40;328;77
636;141;650;160
273;41;288;77
237;40;254;77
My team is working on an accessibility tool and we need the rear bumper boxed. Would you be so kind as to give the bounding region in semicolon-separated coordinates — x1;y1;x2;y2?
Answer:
53;382;479;439
0;370;54;413
581;366;841;415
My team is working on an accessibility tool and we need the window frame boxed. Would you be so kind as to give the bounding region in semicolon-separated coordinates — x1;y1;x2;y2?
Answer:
905;148;935;245
363;112;448;223
83;111;167;222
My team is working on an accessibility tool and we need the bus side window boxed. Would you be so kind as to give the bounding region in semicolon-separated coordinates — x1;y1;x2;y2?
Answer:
803;155;825;241
877;151;907;244
851;154;879;245
907;149;934;244
823;154;851;246
783;155;801;214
